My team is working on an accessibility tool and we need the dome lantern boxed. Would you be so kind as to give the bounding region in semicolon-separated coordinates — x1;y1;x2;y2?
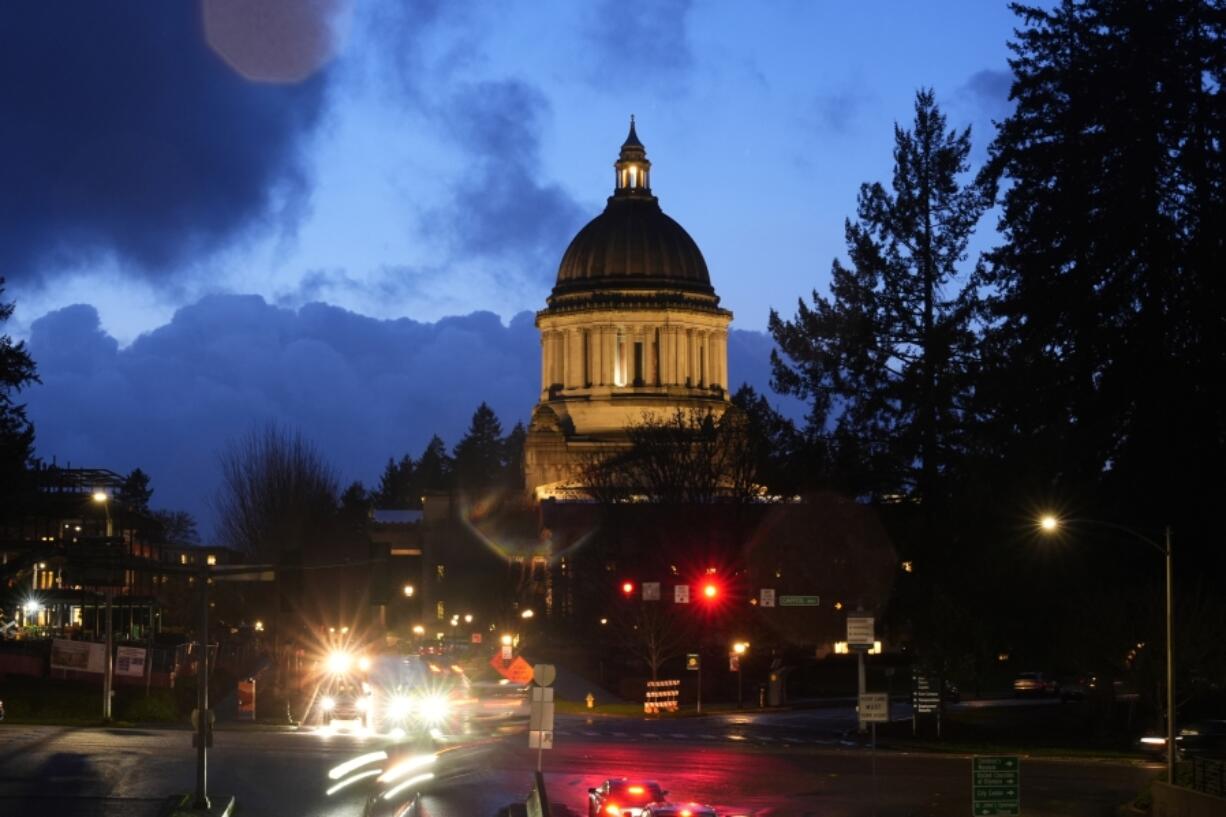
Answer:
614;115;651;196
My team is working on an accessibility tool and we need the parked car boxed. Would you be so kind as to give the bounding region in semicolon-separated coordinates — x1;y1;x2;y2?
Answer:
1013;672;1059;697
1176;720;1226;759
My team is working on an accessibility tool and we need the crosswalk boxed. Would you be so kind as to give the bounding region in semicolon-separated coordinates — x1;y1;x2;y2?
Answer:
547;727;853;747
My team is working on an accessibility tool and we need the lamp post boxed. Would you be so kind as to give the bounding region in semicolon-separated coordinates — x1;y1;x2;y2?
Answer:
1039;515;1175;783
732;642;749;708
92;490;114;723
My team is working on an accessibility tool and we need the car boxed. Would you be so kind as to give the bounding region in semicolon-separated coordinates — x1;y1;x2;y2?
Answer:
320;680;371;727
0;698;5;721
1175;720;1226;759
1058;674;1105;702
588;779;667;817
641;803;717;817
1013;672;1059;697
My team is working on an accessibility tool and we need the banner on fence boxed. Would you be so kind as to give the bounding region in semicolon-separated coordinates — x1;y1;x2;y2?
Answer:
50;639;106;674
115;646;147;678
644;679;681;713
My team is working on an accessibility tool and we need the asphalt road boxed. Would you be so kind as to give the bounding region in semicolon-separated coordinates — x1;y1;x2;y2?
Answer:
0;714;1158;817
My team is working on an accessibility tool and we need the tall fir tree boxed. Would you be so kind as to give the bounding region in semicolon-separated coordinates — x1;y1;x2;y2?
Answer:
453;402;505;495
374;454;415;508
0;278;38;499
770;89;988;510
978;1;1226;566
414;434;454;495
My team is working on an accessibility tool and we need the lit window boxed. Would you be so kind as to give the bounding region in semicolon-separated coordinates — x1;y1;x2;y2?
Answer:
179;554;187;565
436;601;445;620
436;564;445;579
206;554;217;566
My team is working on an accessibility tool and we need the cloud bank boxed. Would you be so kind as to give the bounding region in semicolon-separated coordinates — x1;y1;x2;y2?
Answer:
25;295;800;538
0;3;336;284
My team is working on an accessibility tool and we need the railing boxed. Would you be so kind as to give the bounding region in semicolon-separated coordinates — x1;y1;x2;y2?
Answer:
1191;756;1225;797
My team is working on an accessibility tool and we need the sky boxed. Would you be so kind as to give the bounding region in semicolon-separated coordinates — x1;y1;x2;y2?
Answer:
1;1;1022;537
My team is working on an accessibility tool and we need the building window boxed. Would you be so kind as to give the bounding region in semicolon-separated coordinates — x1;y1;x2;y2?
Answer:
582;330;590;386
436;564;445;580
614;333;625;386
633;341;644;385
206;554;217;566
179;553;187;565
436;601;445;620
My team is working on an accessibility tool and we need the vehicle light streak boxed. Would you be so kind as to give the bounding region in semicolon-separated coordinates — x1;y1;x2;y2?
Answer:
382;772;435;801
328;750;387;780
325;768;382;796
377;753;437;784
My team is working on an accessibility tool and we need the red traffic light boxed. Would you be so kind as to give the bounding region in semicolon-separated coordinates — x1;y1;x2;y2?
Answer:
621;581;635;596
702;581;719;600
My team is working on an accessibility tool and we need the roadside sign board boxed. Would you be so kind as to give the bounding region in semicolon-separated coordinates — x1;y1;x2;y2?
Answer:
759;588;776;607
505;656;534;685
685;653;700;671
674;584;690;604
529;686;555;731
972;756;1020;816
859;692;889;722
847;616;875;646
913;672;940;714
532;663;556;687
528;730;554;749
642;582;661;601
779;595;819;607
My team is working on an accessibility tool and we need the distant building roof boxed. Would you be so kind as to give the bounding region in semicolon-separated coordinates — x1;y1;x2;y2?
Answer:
372;509;424;525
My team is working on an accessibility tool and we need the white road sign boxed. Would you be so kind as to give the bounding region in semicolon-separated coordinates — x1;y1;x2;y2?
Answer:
760;588;776;608
859;692;889;722
642;582;661;601
674;584;690;604
847;616;875;646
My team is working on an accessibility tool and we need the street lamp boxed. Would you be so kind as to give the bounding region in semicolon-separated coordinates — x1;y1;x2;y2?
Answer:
412;624;425;636
1039;514;1175;783
402;584;415;598
92;490;114;722
520;609;534;620
732;641;749;708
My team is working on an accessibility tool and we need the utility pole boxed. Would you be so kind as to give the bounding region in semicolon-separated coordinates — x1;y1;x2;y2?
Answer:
1164;526;1175;785
192;566;210;811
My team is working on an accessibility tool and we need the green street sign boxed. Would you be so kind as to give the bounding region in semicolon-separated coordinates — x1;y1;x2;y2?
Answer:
778;595;820;607
972;756;1020;816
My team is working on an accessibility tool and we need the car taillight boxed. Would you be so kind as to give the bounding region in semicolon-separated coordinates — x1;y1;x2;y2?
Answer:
680;811;693;817
606;804;620;815
628;786;644;795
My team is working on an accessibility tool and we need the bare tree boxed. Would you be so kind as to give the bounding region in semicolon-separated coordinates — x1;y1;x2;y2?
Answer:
612;598;695;682
215;425;339;562
583;407;761;504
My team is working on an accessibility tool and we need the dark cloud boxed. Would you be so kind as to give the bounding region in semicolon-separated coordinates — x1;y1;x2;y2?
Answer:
583;0;694;88
0;3;335;284
811;87;870;135
427;81;587;285
960;68;1014;118
25;295;796;538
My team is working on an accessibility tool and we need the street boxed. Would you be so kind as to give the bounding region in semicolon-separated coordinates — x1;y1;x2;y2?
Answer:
0;708;1158;817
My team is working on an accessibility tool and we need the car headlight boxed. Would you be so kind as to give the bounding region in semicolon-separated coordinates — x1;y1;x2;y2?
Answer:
416;694;451;724
321;696;336;711
357;656;371;672
356;697;370;712
388;696;412;719
326;651;352;674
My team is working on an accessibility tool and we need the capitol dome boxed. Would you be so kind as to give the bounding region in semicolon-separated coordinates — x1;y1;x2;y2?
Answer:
549;118;716;303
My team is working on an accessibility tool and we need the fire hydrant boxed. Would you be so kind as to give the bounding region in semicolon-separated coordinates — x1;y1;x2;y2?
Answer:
586;692;595;710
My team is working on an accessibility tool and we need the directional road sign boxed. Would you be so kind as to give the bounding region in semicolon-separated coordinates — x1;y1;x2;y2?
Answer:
972;756;1020;816
847;616;875;646
779;594;819;607
642;582;661;601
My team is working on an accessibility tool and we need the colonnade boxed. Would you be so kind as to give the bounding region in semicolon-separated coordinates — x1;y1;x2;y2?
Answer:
539;323;728;394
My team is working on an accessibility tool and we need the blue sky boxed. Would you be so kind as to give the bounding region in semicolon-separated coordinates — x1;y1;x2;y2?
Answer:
2;1;1022;534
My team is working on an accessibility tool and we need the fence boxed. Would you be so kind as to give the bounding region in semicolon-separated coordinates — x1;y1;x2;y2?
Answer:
644;679;680;713
1192;757;1225;797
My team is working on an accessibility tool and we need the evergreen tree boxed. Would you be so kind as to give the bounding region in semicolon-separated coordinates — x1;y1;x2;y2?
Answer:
453;402;505;495
339;480;372;526
770;89;988;508
414;434;453;495
978;1;1226;563
502;421;527;491
729;384;805;495
374;454;414;508
0;278;38;496
120;467;152;511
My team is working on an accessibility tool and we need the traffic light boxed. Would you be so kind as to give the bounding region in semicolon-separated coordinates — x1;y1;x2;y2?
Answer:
621;580;635;597
701;579;720;601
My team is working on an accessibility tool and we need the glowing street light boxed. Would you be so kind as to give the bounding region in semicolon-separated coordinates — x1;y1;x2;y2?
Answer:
500;634;513;647
402;584;415;597
412;625;425;636
463;614;473;624
731;641;750;707
520;609;535;619
1039;512;1175;784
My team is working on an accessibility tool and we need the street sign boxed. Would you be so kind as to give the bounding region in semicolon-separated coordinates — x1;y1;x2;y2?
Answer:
529;686;555;731
528;730;554;749
847;616;875;646
685;653;700;671
674;584;690;604
532;663;556;687
779;594;819;607
642;581;661;601
913;672;940;714
505;656;534;685
471;633;482;644
859;692;889;722
972;756;1020;816
501;644;513;661
729;654;740;671
759;588;776;607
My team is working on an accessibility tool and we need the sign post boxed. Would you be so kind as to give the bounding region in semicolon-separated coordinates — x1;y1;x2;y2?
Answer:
972;756;1020;816
847;615;875;733
685;652;701;713
859;692;889;815
529;665;556;773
